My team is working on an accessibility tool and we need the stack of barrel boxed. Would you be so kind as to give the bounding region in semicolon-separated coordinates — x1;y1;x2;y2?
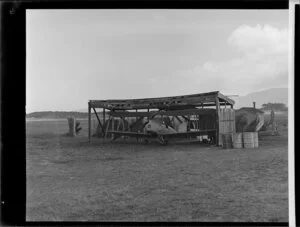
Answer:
222;132;258;149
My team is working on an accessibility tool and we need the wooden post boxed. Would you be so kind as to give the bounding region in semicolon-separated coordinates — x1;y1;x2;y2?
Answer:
88;102;91;143
122;116;126;140
198;114;200;132
111;116;114;140
93;107;104;134
198;114;201;142
188;115;191;140
103;108;106;138
103;108;106;124
215;97;220;146
136;109;138;123
105;116;111;140
67;117;76;136
136;109;139;142
116;118;121;131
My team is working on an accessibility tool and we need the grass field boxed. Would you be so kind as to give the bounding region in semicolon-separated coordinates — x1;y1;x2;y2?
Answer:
26;114;288;222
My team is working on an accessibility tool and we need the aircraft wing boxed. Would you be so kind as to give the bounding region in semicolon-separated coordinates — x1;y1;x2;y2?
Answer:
163;130;216;138
107;129;216;141
107;131;155;138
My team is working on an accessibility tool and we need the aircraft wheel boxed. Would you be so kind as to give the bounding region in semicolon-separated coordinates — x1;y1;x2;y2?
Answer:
158;135;168;145
142;139;149;145
158;135;165;145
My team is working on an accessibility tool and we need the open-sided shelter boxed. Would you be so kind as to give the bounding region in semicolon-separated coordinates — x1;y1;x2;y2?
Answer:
88;91;236;146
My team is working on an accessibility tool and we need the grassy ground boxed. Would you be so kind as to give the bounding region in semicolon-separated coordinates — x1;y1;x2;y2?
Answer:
26;117;288;222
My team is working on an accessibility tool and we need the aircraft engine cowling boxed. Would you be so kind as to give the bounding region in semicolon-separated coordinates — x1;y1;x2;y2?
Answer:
145;119;177;134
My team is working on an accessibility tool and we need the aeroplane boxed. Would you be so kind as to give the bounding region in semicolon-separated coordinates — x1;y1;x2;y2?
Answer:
107;114;215;145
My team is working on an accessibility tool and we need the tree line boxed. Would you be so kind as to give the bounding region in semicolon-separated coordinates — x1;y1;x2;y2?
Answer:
261;103;288;111
26;111;98;119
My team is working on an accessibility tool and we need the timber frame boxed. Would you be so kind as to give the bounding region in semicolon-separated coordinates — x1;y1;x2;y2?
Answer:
88;91;235;145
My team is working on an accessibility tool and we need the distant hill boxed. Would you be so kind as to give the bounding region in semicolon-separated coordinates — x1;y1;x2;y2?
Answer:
232;88;288;109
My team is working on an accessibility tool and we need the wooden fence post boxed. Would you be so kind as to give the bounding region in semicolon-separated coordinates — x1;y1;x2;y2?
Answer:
215;96;220;146
68;117;76;137
88;102;91;143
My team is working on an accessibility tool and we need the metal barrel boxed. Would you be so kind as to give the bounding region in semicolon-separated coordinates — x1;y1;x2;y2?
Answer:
222;133;233;149
232;133;243;148
243;132;258;148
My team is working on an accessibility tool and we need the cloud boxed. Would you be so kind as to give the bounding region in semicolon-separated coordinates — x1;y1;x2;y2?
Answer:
228;24;288;55
200;24;288;95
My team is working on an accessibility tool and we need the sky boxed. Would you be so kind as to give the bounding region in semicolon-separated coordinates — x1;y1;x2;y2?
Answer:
26;9;288;113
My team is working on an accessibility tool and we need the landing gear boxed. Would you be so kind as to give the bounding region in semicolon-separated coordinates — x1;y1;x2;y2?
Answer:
142;139;149;145
158;135;168;145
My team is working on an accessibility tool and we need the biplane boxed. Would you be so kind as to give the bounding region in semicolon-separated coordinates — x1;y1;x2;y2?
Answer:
105;110;217;145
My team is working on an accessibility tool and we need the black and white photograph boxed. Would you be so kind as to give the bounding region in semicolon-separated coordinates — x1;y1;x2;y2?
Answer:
25;8;291;222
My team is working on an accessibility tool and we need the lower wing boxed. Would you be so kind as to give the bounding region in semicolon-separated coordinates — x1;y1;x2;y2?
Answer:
164;130;216;138
107;131;155;138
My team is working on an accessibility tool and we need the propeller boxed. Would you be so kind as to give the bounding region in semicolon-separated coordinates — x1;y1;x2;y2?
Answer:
138;120;150;132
